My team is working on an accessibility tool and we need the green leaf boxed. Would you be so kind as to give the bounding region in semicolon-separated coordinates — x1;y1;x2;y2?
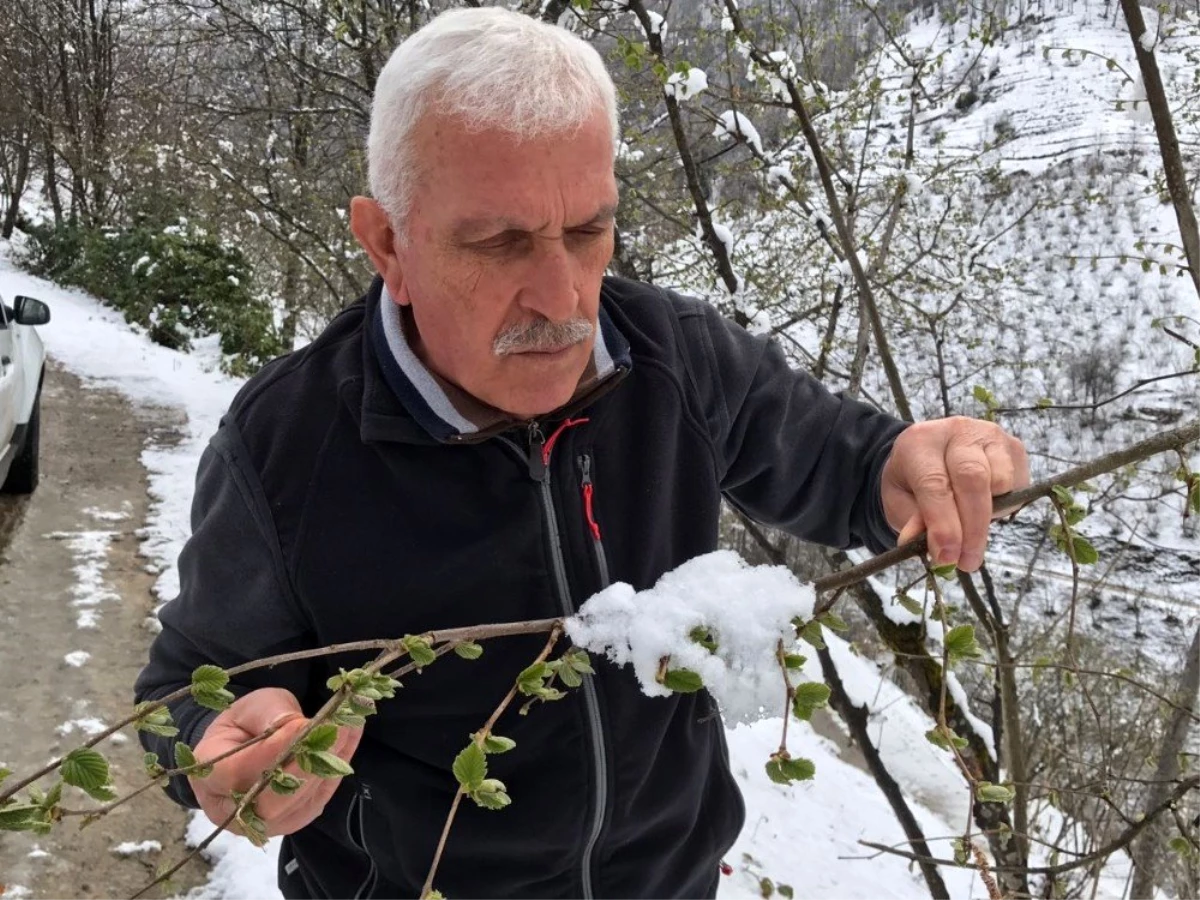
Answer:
897;594;924;617
454;641;484;660
83;782;118;803
516;662;549;695
932;563;958;579
564;648;594;675
303;723;339;753
269;770;304;795
765;758;791;785
764;754;815;785
926;727;969;751
472;787;512;810
453;741;487;791
331;695;370;727
0;803;43;831
191;668;236;711
1169;836;1194;856
134;703;179;738
297;749;354;779
781;757;816;781
0;766;9;788
1071;534;1099;565
818;611;849;632
40;781;63;811
799;620;826;650
231;792;268;848
1190;479;1200;514
972;385;994;406
759;877;774;898
402;635;438;667
193;686;236;712
61;748;110;792
952;837;969;865
778;886;795;900
191;664;229;692
977;782;1015;804
944;624;982;665
1051;485;1074;506
661;669;704;693
558;664;583;689
782;653;806;670
792;682;832;721
424;892;446;900
483;735;516;754
689;626;718;653
143;752;165;778
174;743;198;770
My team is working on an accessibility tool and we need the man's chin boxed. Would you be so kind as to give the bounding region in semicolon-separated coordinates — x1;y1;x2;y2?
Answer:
488;383;579;421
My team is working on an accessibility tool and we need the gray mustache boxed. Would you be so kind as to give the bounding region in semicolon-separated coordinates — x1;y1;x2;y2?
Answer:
493;317;595;356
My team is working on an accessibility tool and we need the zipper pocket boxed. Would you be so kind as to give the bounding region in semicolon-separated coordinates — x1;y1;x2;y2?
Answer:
578;453;611;588
345;786;378;900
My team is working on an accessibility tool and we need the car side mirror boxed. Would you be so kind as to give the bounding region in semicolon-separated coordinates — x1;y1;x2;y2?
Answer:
13;296;50;326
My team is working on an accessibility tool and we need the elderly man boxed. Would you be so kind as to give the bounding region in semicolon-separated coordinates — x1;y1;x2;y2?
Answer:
136;7;1028;899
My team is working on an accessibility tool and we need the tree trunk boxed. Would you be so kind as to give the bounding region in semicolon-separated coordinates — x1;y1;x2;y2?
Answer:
2;140;31;239
1119;0;1200;299
1129;626;1200;899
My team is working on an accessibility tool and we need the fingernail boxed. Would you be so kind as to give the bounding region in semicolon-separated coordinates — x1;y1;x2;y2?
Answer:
960;551;982;571
939;545;960;565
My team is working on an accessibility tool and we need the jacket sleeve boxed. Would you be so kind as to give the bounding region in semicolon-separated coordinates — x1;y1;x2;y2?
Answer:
134;421;315;808
676;296;909;554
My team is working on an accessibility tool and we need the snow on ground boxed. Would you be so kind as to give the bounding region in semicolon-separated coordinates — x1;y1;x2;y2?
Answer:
0;251;974;897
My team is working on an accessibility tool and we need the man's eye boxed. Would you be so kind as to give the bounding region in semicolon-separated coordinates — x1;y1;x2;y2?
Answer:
474;234;526;253
567;228;607;242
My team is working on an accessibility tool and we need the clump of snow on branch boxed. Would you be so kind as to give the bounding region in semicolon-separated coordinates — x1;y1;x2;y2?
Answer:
665;67;708;101
644;10;665;37
714;110;765;156
711;221;736;257
747;51;797;100
566;551;815;723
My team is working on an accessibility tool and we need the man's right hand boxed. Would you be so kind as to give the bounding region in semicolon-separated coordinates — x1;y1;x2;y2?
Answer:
188;687;362;837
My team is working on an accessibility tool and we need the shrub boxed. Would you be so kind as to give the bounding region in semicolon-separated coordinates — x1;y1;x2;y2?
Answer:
21;220;284;373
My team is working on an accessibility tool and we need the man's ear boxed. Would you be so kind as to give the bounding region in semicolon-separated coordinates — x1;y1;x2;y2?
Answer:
349;196;406;302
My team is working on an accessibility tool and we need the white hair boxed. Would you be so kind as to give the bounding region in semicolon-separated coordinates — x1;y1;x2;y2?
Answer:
368;7;619;232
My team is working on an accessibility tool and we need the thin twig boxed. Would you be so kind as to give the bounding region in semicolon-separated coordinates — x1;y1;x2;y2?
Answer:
0;617;560;805
420;626;564;899
812;419;1200;602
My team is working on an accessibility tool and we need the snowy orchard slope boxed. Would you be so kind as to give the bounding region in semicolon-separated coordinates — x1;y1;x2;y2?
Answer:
660;1;1200;662
0;248;978;897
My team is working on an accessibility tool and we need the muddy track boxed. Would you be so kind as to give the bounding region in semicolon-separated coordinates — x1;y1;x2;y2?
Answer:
0;362;205;900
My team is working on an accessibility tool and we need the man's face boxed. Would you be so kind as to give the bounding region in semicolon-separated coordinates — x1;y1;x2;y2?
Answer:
384;111;618;419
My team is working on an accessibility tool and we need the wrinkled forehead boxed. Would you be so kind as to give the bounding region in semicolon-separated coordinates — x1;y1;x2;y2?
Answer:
407;110;618;226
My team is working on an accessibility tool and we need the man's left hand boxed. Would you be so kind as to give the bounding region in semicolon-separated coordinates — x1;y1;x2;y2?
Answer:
880;417;1030;572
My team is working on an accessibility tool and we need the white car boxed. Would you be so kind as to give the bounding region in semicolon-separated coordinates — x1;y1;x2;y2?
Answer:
0;294;50;494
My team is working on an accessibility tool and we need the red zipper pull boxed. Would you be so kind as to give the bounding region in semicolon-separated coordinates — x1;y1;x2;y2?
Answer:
579;454;602;540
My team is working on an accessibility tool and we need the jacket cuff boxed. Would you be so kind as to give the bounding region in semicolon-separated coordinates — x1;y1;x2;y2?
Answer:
864;435;904;554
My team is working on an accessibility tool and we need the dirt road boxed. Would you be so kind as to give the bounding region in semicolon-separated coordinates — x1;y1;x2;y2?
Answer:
0;362;205;899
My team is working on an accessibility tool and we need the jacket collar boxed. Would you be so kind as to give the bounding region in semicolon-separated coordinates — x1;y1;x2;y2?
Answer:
360;277;631;445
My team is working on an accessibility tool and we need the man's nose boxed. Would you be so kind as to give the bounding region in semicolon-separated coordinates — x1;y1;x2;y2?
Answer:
517;237;577;321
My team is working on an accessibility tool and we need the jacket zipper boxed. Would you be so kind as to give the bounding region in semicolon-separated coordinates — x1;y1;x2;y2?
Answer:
346;785;378;899
503;423;607;900
578;453;611;588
